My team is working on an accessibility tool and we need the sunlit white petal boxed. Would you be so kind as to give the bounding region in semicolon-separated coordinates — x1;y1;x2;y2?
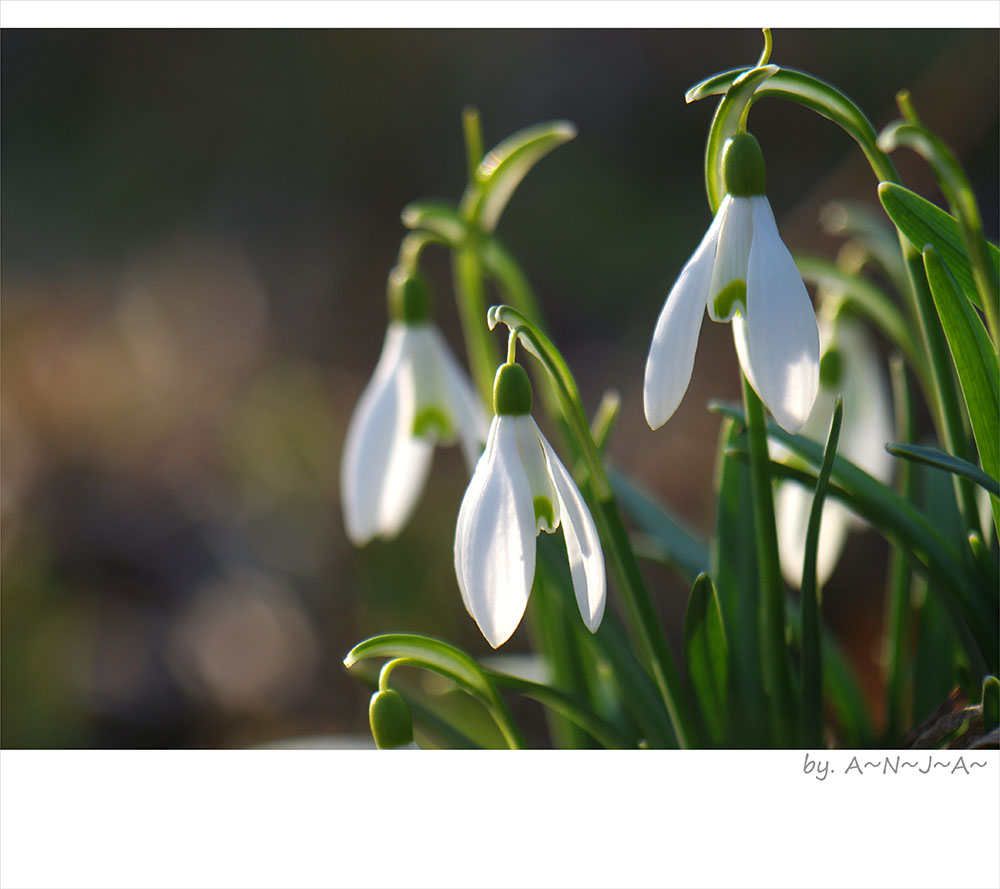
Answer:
341;325;434;545
513;414;561;533
744;196;819;432
454;416;536;648
537;428;606;632
775;478;851;587
707;196;753;321
643;201;728;429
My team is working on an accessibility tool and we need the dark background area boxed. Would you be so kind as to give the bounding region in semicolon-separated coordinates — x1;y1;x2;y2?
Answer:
2;29;997;747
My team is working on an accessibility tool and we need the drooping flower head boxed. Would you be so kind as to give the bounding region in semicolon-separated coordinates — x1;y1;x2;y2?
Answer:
644;132;820;433
774;311;894;586
341;267;488;546
454;361;606;648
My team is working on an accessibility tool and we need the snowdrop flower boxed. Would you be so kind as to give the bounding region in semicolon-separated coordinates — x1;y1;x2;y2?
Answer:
454;361;606;648
341;268;488;546
644;132;820;433
774;313;893;586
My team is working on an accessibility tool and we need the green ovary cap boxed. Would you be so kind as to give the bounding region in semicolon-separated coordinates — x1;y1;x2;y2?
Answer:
819;346;843;388
387;267;433;324
369;689;414;749
493;362;532;416
722;132;766;197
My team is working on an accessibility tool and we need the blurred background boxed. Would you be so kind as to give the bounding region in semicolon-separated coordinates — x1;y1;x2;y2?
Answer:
2;29;997;748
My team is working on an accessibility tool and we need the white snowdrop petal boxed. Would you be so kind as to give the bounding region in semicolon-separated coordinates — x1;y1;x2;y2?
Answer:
454;416;536;648
707;196;753;321
514;414;561;533
731;312;760;396
745;196;820;433
341;325;433;544
643;201;728;429
430;327;490;473
537;428;606;633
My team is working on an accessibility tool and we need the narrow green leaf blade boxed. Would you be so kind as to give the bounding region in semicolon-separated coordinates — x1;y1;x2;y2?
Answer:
880;182;1000;312
683;573;730;746
887;442;1000;497
922;245;1000;531
460;120;577;232
712;418;768;746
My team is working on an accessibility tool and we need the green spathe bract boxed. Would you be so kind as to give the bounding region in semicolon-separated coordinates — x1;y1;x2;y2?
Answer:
493;361;532;415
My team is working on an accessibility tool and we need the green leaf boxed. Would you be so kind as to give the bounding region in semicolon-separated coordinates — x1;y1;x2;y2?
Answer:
922;245;1000;532
459;120;577;232
887;442;1000;498
784;599;876;747
879;182;1000;313
683;573;730;746
794;252;929;393
712;418;768;747
982;676;1000;733
713;402;997;675
343;633;527;748
801;398;844;748
608;466;708;584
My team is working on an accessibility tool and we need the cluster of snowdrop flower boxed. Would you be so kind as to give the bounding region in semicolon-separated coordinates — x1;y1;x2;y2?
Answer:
342;127;876;651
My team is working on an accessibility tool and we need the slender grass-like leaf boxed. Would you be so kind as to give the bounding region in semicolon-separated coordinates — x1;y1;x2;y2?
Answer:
801;398;844;749
878;120;999;342
609;467;708;585
344;633;527;748
458;120;577;232
922;245;1000;532
713;402;997;674
887;442;999;498
784;600;876;748
683;574;730;746
878;182;1000;315
712;419;768;747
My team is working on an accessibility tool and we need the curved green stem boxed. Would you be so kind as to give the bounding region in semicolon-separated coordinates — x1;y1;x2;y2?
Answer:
378;657;527;749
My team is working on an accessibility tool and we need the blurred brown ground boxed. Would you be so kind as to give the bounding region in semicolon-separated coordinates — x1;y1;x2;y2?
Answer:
2;29;997;747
